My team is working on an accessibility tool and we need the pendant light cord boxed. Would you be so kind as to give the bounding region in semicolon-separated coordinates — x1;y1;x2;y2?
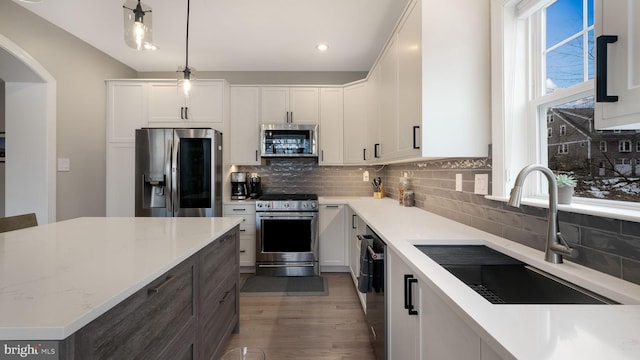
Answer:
184;0;190;71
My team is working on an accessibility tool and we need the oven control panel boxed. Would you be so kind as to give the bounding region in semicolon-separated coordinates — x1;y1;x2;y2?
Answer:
256;200;318;211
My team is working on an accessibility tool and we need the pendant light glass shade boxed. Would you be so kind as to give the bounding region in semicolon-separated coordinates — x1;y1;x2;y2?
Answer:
123;0;156;51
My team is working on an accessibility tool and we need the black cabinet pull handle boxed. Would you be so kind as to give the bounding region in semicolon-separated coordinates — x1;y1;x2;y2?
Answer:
180;107;184;119
351;214;357;229
363;148;367;161
321;150;324;162
148;275;176;294
413;126;421;149
596;35;619;103
184;107;189;119
404;274;418;315
325;205;340;208
290;111;293;123
255;150;259;162
374;143;380;158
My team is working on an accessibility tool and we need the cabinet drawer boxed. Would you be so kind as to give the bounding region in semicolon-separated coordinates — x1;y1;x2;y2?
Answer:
200;229;238;299
239;236;256;266
72;256;196;359
199;277;238;360
237;215;256;234
223;204;255;214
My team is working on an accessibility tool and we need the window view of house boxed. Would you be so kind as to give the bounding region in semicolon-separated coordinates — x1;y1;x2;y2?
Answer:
542;0;639;202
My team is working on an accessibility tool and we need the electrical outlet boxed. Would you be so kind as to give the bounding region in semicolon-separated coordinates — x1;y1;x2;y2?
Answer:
363;170;369;182
455;174;463;192
474;174;489;195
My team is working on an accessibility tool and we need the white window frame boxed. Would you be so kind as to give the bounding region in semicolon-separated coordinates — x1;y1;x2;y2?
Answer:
490;0;640;222
558;143;569;154
599;141;607;152
559;125;566;136
619;140;632;153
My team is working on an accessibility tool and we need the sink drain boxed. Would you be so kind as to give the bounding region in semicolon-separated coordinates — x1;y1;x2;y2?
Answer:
469;284;506;304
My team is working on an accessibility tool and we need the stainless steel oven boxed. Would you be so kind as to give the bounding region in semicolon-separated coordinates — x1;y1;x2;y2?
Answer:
255;194;319;276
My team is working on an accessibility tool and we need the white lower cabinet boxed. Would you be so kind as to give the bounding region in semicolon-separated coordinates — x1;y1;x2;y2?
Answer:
388;248;504;359
388;249;421;359
223;204;256;270
319;204;349;270
347;207;366;311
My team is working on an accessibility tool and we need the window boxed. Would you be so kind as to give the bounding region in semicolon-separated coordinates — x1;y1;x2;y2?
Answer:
619;140;632;152
495;0;640;206
599;141;607;152
558;144;569;154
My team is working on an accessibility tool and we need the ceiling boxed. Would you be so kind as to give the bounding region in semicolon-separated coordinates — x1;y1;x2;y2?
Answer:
13;0;410;73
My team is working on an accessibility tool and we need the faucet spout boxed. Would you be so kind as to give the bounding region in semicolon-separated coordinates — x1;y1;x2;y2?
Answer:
507;164;578;264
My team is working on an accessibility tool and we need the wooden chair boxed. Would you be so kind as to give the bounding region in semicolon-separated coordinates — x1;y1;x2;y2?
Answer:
0;213;38;233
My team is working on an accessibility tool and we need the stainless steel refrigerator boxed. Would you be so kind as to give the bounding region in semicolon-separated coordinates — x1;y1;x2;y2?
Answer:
135;128;222;217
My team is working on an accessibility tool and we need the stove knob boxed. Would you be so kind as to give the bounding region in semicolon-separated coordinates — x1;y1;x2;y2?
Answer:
311;202;317;209
284;203;290;208
256;203;262;209
302;203;308;209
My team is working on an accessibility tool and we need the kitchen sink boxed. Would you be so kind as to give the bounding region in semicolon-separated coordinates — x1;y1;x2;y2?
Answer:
415;245;617;304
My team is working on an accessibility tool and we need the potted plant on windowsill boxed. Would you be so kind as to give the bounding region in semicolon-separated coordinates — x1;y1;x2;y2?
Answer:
556;174;577;205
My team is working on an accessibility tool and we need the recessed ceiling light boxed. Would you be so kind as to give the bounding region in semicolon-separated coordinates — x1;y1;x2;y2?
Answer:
316;43;329;52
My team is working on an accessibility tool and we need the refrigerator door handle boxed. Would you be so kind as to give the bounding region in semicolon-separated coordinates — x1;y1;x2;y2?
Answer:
171;134;180;217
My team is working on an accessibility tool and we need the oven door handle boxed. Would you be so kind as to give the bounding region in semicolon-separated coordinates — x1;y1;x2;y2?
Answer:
257;214;317;220
258;263;317;268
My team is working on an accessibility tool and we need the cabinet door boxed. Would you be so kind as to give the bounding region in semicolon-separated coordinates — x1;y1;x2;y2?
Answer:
260;87;289;123
367;67;382;162
289;87;319;124
106;81;147;142
594;0;640;129
72;256;196;359
199;229;240;360
396;0;422;158
319;88;344;165
106;142;135;217
187;80;224;123
378;38;399;160
230;86;261;164
387;249;420;359
319;204;348;267
343;82;369;164
421;274;482;359
149;82;184;122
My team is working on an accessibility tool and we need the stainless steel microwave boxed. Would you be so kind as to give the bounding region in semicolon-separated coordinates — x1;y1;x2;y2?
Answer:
260;124;318;157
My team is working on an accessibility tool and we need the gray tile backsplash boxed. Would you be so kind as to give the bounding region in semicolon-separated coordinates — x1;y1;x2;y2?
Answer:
238;157;640;285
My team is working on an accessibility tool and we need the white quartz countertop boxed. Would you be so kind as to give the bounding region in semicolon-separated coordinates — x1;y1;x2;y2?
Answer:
0;217;242;340
344;197;640;360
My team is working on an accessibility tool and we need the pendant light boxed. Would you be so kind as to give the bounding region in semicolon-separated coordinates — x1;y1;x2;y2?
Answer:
178;0;195;98
123;0;157;51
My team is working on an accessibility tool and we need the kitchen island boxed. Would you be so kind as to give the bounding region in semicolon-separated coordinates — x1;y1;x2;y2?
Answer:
342;197;640;360
0;217;242;359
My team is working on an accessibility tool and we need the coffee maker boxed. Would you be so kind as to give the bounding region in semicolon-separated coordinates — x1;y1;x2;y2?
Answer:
230;172;248;200
249;173;261;199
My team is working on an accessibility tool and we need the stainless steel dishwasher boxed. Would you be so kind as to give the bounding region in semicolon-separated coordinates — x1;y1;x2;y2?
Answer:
358;226;386;360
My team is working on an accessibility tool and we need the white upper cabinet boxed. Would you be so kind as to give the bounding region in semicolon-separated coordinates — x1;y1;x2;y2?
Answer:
260;87;319;124
396;0;422;158
344;81;370;164
319;88;344;165
106;81;147;142
229;86;261;165
378;37;399;161
594;0;640;129
419;0;490;158
148;80;224;124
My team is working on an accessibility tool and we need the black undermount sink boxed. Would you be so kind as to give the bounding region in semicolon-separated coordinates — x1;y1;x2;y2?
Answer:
415;245;617;304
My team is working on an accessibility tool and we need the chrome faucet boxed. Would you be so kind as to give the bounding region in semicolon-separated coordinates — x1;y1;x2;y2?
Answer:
507;164;578;264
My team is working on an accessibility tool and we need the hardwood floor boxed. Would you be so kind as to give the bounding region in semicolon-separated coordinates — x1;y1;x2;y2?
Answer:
221;273;376;360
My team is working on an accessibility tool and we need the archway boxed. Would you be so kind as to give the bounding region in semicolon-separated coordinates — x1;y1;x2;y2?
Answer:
0;34;56;223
